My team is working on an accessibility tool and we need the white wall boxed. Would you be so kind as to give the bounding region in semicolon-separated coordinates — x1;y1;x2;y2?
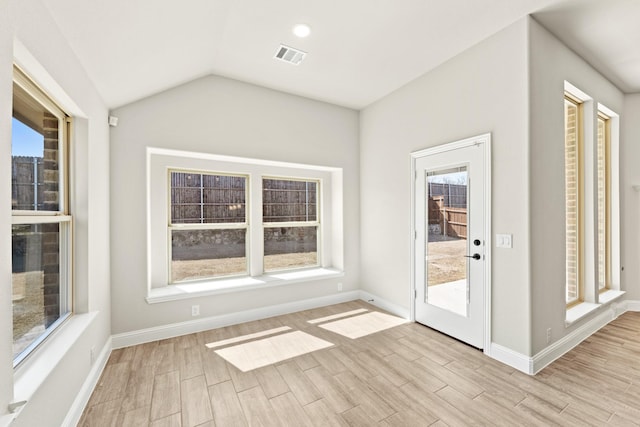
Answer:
109;75;360;335
621;94;640;300
528;18;625;353
360;20;531;354
0;0;111;425
0;0;15;418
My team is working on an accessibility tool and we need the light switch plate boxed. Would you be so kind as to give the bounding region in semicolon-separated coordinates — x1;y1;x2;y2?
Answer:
496;233;512;248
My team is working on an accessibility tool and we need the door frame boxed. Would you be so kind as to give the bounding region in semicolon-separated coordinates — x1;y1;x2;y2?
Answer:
410;133;492;353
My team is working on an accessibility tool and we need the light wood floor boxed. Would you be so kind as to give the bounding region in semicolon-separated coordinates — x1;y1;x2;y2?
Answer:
79;301;640;426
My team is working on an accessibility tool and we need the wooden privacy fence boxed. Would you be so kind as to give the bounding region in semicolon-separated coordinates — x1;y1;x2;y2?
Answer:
12;156;44;210
170;172;317;224
428;182;467;208
428;196;468;238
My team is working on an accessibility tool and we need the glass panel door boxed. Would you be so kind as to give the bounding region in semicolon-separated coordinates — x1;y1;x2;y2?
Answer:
426;167;468;317
413;134;488;350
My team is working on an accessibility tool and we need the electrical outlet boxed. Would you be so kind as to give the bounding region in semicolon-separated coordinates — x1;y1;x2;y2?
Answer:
337;282;343;292
546;328;552;344
496;233;513;248
192;305;200;317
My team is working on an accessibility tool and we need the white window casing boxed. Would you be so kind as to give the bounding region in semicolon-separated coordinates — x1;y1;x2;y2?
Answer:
146;148;344;303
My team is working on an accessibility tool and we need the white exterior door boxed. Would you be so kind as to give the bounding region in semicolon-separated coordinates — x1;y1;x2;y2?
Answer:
413;135;489;349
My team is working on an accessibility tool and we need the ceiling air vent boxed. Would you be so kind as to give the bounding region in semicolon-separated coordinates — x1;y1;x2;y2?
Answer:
274;44;306;65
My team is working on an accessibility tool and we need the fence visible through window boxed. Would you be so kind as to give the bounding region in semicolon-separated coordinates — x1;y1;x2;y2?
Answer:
425;168;469;316
12;69;71;365
427;182;468;239
169;171;248;282
263;178;319;272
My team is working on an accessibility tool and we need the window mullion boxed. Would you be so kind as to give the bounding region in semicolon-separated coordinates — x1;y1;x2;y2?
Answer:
200;172;204;224
249;174;264;276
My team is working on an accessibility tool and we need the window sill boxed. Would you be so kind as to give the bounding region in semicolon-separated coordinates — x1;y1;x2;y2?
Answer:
565;302;600;326
146;267;344;304
598;289;625;304
565;290;625;327
13;312;97;406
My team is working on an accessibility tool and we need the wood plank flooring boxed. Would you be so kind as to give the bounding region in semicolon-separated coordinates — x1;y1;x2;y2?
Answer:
79;301;640;426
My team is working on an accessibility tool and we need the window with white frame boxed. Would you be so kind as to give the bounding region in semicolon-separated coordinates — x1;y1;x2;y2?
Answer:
563;82;621;317
263;178;319;272
169;171;248;282
596;112;610;292
11;66;72;366
148;148;342;296
564;93;582;306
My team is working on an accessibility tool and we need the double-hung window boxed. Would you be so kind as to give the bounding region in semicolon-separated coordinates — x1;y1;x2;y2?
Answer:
263;178;319;271
168;173;321;282
11;67;72;366
149;149;341;297
169;171;248;282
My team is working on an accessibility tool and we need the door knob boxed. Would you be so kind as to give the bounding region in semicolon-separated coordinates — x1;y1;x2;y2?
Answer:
465;253;481;260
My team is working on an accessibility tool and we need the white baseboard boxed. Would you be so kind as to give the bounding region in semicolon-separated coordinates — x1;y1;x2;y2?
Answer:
112;291;360;349
490;303;623;375
112;289;408;350
358;290;410;319
488;343;532;374
62;337;112;427
622;299;640;312
531;306;615;374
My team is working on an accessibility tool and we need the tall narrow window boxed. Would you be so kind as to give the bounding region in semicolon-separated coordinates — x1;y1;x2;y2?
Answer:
564;95;582;306
169;171;248;282
12;67;72;365
262;178;319;271
597;112;610;291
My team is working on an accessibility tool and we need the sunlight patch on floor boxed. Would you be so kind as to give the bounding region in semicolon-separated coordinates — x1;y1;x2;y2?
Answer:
214;331;334;372
205;326;292;349
319;311;407;339
307;308;368;324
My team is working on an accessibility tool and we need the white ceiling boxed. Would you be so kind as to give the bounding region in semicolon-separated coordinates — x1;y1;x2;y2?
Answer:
41;0;640;110
533;0;640;94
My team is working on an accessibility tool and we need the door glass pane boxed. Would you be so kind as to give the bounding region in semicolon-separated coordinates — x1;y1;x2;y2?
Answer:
425;167;468;316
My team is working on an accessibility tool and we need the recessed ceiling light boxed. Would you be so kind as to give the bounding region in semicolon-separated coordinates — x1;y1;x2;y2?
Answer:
293;24;311;38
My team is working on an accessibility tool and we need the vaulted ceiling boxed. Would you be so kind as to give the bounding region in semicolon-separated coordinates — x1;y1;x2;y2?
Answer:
41;0;640;110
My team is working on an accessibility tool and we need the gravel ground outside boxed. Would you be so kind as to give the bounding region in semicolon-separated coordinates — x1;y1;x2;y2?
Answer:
427;236;467;286
172;252;317;282
12;271;46;357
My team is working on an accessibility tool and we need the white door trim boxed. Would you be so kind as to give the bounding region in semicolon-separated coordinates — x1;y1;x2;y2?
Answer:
410;133;492;353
